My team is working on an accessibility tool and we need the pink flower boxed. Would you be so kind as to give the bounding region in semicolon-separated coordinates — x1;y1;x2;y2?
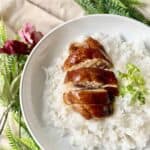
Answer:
0;40;29;55
19;23;43;47
0;23;43;55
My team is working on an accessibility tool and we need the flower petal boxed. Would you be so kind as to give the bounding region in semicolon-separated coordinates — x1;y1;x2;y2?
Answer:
0;40;29;55
19;23;43;47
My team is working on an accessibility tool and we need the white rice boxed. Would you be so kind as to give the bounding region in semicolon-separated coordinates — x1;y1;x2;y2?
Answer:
43;34;150;150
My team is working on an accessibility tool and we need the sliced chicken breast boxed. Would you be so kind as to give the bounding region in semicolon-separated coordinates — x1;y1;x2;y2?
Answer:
62;37;118;120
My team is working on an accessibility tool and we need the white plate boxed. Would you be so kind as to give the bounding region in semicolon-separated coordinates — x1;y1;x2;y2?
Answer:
20;15;150;150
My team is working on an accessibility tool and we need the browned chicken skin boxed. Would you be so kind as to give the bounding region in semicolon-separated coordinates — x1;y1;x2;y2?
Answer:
63;47;112;71
63;89;111;105
62;37;118;119
64;67;118;88
63;37;113;71
85;37;112;64
104;85;119;97
69;37;110;60
72;104;113;119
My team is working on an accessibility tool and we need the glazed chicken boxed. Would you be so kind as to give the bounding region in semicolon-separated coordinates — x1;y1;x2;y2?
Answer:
63;37;113;71
62;37;118;119
72;104;113;119
64;67;118;89
63;89;111;105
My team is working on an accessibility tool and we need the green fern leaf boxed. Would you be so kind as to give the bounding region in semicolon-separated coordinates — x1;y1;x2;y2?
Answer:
0;54;27;110
13;112;31;136
6;128;21;150
0;20;7;47
104;0;130;16
0;55;17;106
75;0;104;14
20;138;40;150
13;112;40;149
93;0;107;13
7;56;18;79
74;0;150;25
121;0;142;6
128;7;150;25
6;127;40;150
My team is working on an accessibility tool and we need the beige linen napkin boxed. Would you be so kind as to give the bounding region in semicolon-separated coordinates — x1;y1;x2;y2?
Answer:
0;0;84;34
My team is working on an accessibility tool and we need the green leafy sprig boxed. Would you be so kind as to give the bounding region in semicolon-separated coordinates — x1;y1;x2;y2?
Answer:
0;21;27;135
0;20;7;47
0;20;40;149
6;113;40;150
0;54;27;109
6;127;40;150
75;0;150;25
0;53;27;135
118;64;148;105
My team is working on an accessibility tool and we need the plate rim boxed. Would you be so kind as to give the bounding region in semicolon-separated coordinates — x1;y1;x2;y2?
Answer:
20;14;150;150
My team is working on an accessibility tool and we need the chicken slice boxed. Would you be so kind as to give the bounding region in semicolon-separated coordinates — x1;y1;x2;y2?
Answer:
64;68;118;88
85;37;112;64
72;104;113;119
63;46;112;71
63;89;111;105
